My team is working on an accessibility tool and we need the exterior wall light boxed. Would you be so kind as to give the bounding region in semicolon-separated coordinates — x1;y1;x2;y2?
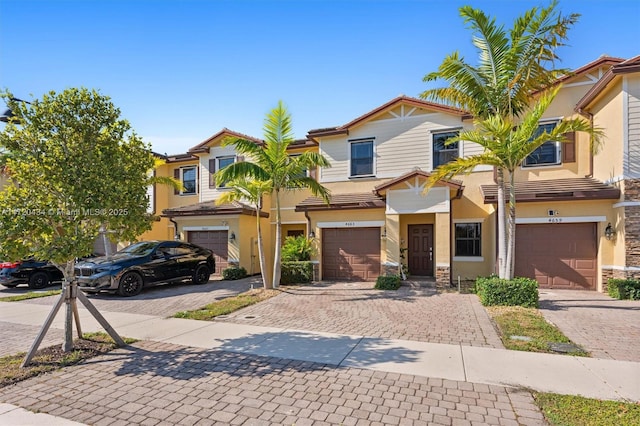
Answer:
604;223;616;241
381;227;387;239
229;231;236;241
308;231;315;239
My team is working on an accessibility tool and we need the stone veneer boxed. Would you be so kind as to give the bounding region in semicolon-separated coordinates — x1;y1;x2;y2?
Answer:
436;266;451;288
624;179;640;268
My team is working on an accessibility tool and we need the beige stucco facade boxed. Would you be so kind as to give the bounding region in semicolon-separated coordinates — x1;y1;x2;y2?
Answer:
141;55;639;292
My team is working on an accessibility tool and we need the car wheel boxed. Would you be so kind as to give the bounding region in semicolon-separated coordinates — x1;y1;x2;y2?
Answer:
28;271;50;289
192;264;210;285
117;272;143;297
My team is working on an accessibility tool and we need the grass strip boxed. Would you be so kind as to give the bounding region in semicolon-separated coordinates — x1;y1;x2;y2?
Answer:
534;392;640;426
0;332;136;388
0;289;61;302
486;306;587;355
174;289;280;320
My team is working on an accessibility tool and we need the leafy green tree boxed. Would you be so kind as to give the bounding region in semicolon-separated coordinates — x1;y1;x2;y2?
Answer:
0;88;162;354
421;2;590;279
216;177;271;288
216;101;330;288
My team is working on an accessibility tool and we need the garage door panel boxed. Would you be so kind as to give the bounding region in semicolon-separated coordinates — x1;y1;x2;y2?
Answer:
322;228;381;281
187;231;228;275
515;223;596;290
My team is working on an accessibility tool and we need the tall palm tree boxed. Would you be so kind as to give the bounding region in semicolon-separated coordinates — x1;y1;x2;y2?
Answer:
425;87;602;279
216;101;330;288
421;1;582;279
216;178;272;288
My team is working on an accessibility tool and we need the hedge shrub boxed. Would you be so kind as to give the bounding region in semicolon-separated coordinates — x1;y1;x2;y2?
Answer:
375;275;401;290
476;276;539;308
222;266;248;280
607;279;640;300
280;261;313;285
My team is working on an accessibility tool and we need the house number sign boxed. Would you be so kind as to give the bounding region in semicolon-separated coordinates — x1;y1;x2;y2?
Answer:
548;218;563;223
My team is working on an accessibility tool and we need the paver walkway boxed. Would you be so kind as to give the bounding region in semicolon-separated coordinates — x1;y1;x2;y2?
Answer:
219;282;504;348
539;289;640;362
0;340;546;426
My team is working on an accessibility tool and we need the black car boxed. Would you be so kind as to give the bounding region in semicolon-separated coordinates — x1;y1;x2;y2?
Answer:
0;260;64;289
74;240;215;297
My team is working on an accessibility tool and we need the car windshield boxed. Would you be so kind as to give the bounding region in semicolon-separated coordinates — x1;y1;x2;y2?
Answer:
119;242;158;256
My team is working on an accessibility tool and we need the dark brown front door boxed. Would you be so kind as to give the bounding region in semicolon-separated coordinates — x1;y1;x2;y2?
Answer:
408;224;433;276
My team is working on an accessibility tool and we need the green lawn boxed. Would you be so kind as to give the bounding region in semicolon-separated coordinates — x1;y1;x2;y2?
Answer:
0;289;61;302
535;392;640;426
173;288;280;320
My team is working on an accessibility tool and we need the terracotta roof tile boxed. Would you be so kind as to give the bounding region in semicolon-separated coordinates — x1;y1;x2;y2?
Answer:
162;200;269;217
295;193;385;211
480;178;620;203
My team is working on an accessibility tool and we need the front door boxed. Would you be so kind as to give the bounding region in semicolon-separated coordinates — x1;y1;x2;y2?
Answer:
408;224;433;276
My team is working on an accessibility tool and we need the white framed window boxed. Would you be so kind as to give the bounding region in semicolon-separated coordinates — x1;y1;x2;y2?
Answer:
432;130;459;169
349;139;374;177
523;121;561;167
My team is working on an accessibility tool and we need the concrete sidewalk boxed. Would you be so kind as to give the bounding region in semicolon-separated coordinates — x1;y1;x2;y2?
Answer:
2;300;639;399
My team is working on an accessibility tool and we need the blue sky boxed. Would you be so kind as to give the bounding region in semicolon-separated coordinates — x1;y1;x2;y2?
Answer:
1;0;638;156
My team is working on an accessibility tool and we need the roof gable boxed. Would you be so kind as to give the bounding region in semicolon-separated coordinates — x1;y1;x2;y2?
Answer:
374;168;463;197
576;55;640;110
307;96;468;139
189;128;263;154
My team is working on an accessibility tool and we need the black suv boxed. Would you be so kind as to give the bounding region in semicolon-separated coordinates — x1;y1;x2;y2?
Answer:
74;240;215;297
0;260;64;289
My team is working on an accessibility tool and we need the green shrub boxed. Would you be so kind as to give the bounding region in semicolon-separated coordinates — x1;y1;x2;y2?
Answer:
222;266;247;280
375;275;401;290
476;276;539;308
607;279;640;300
281;235;316;261
280;261;313;285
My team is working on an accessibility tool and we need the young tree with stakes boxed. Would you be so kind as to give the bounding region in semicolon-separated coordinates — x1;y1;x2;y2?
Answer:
0;88;167;365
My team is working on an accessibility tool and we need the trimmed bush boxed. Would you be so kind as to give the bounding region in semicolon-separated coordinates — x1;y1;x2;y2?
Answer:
375;275;401;290
280;261;313;285
282;235;316;261
476;276;539;308
607;279;640;300
222;266;247;281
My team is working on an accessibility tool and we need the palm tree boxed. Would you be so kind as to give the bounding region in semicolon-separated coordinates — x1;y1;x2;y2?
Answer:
216;101;330;288
421;1;583;279
425;87;602;279
216;177;272;288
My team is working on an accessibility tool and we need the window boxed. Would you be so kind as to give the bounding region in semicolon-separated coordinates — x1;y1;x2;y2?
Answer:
432;131;459;168
181;167;197;195
350;140;374;177
455;223;481;257
217;156;235;188
524;122;560;167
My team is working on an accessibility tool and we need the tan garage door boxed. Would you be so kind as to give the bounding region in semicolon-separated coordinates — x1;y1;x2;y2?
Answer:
322;227;381;281
515;223;597;290
188;231;228;275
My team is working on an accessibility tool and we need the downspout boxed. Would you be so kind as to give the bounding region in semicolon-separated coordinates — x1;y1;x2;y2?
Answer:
577;108;594;177
169;217;180;240
304;210;312;238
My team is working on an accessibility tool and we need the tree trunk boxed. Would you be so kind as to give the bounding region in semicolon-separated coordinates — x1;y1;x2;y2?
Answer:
255;202;271;289
496;168;508;279
505;170;517;280
272;189;282;289
61;260;76;352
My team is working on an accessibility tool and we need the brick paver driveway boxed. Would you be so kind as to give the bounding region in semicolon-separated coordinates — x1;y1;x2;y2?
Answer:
539;289;640;362
0;340;545;426
219;282;504;348
10;276;259;317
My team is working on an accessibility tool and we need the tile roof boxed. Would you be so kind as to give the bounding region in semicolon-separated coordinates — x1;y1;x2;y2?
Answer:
162;200;269;217
480;177;620;203
295;193;386;211
307;96;469;138
374;168;463;196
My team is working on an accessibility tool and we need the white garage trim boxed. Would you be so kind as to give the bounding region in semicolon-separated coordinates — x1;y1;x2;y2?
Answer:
515;216;606;224
183;226;229;231
317;220;385;228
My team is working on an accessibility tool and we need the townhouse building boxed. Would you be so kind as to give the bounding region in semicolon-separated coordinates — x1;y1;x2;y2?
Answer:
142;55;640;292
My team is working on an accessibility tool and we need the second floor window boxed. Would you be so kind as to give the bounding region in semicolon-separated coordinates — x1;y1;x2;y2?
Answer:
432;131;459;169
350;140;374;177
217;156;235;188
524;122;560;167
181;167;197;195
